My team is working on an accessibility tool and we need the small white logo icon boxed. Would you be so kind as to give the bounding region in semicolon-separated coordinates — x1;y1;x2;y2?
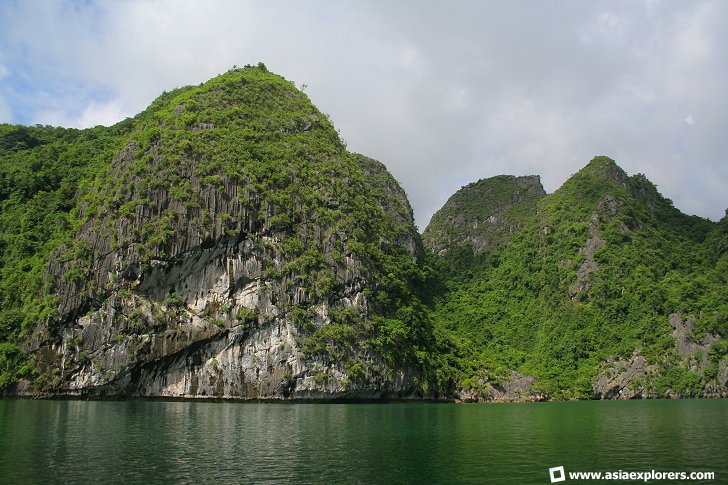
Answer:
549;465;566;483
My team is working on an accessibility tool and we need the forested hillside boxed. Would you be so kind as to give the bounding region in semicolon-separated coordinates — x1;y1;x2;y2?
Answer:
425;157;727;399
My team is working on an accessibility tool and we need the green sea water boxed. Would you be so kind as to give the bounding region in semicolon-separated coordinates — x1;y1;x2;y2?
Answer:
1;399;726;484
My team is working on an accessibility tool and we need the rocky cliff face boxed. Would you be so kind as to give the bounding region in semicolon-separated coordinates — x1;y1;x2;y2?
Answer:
593;313;727;399
17;66;433;400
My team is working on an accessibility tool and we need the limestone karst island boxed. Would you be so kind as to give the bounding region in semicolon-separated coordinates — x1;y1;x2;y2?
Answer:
1;65;726;401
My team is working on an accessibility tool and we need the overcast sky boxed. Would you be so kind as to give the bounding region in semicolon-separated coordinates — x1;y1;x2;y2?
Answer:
0;1;726;228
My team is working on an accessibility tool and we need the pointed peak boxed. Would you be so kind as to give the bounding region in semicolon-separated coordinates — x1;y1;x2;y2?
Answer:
141;63;302;119
558;157;630;197
577;156;629;183
205;62;285;86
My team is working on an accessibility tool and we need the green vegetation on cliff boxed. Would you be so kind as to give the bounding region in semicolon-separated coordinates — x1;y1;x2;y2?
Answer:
1;64;435;393
425;157;727;399
0;122;134;387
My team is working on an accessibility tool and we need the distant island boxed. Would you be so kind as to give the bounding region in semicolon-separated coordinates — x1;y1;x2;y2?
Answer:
1;64;725;401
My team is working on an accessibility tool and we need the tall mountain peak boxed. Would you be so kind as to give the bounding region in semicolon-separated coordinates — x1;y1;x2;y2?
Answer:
580;156;629;181
1;66;434;399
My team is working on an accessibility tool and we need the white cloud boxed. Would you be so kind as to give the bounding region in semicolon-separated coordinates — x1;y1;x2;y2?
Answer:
0;96;12;123
32;100;126;128
398;45;425;73
0;62;11;122
580;11;630;44
0;0;726;225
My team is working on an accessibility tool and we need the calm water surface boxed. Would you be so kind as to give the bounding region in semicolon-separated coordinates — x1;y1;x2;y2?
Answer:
1;399;726;484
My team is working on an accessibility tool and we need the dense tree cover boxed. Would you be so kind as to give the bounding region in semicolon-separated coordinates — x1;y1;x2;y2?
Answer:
0;121;134;387
1;67;724;399
427;157;727;398
1;65;436;392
